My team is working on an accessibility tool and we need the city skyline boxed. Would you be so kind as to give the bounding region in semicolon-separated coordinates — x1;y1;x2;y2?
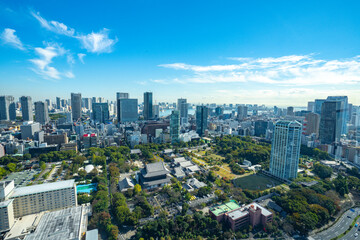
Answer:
1;1;360;105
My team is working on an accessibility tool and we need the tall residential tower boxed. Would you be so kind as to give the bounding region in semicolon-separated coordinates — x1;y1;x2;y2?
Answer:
269;120;302;180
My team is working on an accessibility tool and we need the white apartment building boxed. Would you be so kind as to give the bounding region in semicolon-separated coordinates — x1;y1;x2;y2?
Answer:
9;180;77;218
0;199;14;232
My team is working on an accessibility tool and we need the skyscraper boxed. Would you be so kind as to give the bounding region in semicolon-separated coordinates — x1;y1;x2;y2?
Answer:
71;93;82;121
269;120;302;180
254;120;268;137
143;92;153;120
170;110;180;143
34;101;49;124
326;96;348;135
92;103;109;124
20;96;33;121
83;98;92;110
319;100;343;144
177;98;188;125
153;104;160;119
304;112;320;137
237;105;248;120
286;106;294;116
45;99;51;110
117;98;138;122
56;97;61;109
307;101;315;112
116;92;129;100
314;99;326;115
215;106;224;116
196;106;208;137
0;96;15;121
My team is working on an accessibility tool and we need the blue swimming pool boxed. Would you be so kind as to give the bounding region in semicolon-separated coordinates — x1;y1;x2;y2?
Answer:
77;183;97;194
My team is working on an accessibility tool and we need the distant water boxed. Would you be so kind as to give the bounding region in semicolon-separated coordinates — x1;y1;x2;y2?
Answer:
160;107;307;117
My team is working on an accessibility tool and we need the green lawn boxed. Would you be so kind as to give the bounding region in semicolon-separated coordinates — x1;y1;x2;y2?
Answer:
233;174;282;191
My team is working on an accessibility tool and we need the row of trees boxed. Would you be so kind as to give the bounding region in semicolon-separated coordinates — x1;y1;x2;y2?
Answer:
273;187;339;234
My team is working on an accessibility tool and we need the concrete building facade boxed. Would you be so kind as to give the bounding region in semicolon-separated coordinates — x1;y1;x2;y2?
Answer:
269;120;302;180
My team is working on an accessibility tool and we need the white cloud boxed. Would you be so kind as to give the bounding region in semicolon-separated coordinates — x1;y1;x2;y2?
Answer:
32;11;117;53
77;29;117;53
159;55;360;86
29;44;66;79
151;79;168;84
64;71;75;78
1;28;25;50
77;53;86;63
31;11;75;36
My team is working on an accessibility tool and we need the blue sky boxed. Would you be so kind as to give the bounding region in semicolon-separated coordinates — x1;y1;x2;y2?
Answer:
1;1;360;106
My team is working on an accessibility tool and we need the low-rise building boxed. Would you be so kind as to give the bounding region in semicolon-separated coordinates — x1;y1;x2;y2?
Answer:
209;201;273;231
139;162;172;190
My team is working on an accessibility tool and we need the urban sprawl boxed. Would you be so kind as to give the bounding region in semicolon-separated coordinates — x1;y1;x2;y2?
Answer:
0;93;359;240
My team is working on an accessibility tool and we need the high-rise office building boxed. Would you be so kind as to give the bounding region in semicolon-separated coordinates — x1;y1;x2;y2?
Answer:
45;99;51;109
307;101;315;112
254;120;268;137
34;101;49;124
20;96;33;121
237;105;248;120
319;101;343;144
170;110;180;143
83;98;92;110
153;104;160;119
117;98;138;122
143;92;153;120
20;122;41;140
71;93;82;121
56;97;61;109
305;112;320;137
177;98;188;125
92;103;110;124
314;99;326;115
215;106;224;116
196;106;208;136
286;106;294;116
0;96;16;121
116;92;129;100
327;96;348;135
269;120;302;180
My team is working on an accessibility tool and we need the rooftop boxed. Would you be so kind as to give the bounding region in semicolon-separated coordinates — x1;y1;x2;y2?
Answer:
5;212;44;239
210;200;241;217
0;199;13;208
227;209;249;220
11;180;75;198
24;206;86;240
143;161;169;178
86;229;98;240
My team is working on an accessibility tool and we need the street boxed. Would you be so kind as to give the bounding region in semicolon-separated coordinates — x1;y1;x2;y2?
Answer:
311;208;360;240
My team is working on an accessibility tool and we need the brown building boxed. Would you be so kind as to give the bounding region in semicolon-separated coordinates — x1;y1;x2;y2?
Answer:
44;133;68;145
305;112;320;137
209;201;273;231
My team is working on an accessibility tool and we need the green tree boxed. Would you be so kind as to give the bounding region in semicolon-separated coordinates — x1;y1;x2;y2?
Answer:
7;163;16;172
134;184;142;194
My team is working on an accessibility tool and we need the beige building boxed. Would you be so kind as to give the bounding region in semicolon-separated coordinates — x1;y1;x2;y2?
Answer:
0;200;14;232
10;180;77;218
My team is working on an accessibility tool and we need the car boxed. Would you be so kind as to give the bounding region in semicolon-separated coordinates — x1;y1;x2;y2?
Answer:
351;209;355;212
355;232;358;237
